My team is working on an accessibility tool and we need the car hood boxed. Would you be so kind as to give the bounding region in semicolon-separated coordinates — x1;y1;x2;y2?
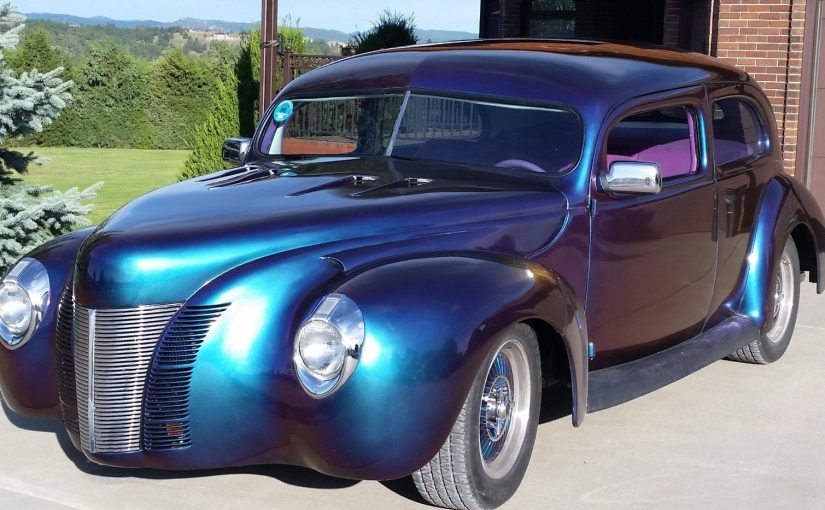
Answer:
74;157;570;308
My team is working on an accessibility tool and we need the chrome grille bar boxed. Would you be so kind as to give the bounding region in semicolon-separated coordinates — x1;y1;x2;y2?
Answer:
74;303;181;453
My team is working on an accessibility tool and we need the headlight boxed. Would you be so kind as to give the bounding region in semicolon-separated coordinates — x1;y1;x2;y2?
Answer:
294;293;364;397
0;283;33;335
0;258;50;350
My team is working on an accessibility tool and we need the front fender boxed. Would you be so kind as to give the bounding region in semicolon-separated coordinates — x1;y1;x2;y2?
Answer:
0;227;94;417
329;256;587;476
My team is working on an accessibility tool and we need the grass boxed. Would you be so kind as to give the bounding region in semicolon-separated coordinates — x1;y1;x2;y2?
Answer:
16;147;190;225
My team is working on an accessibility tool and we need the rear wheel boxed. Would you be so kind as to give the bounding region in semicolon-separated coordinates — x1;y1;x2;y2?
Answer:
412;323;541;510
728;238;800;364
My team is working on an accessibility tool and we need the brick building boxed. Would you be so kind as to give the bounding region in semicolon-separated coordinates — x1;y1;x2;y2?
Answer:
479;0;825;203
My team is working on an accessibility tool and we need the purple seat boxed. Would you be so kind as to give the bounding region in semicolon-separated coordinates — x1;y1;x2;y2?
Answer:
714;139;755;166
635;139;696;178
607;139;696;178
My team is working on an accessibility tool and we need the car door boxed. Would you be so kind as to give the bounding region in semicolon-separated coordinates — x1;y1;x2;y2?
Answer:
704;84;776;325
586;87;718;369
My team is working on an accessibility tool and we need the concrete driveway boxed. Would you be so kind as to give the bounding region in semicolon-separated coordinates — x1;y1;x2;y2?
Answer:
1;285;824;509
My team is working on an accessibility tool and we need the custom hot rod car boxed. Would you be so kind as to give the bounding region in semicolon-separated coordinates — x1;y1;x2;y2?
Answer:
1;40;824;510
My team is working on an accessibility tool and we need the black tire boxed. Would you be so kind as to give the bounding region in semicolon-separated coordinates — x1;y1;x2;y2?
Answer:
412;323;541;510
728;238;800;364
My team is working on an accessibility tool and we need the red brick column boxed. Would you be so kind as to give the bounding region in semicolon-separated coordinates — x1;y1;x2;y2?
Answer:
712;0;808;174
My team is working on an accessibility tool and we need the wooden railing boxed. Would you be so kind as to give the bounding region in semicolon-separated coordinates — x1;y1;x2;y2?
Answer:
279;51;343;89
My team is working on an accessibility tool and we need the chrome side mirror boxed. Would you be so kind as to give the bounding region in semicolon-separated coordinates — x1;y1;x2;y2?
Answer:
222;137;252;167
600;161;662;195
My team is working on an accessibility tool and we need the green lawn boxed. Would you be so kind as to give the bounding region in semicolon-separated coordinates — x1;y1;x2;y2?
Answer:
17;147;190;225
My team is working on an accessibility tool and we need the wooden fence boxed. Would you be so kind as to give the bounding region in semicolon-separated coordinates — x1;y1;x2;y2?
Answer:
278;51;343;90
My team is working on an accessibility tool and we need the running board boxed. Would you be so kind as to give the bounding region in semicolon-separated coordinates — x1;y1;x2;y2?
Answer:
587;316;759;413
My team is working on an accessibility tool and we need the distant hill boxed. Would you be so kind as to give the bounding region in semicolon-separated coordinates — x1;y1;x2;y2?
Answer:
25;13;170;29
24;12;477;42
416;29;477;43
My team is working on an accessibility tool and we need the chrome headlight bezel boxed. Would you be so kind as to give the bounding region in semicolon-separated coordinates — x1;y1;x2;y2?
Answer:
0;258;50;350
293;293;365;397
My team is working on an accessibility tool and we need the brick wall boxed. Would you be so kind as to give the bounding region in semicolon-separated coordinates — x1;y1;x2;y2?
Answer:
712;0;807;174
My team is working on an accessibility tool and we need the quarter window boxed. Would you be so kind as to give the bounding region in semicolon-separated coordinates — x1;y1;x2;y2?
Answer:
606;106;698;179
712;98;767;167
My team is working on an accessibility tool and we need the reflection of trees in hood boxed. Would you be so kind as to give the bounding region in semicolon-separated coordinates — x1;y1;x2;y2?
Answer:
0;3;99;271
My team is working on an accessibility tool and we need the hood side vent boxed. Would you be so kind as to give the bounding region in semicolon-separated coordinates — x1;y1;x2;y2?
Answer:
287;174;379;197
350;177;434;197
206;166;279;189
143;303;229;451
198;166;251;182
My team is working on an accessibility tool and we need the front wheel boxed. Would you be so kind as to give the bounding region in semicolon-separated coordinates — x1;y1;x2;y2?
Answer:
728;237;800;364
413;323;541;510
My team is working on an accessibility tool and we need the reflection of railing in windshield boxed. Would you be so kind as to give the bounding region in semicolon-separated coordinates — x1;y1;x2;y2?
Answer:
287;96;483;146
290;100;360;144
397;96;482;144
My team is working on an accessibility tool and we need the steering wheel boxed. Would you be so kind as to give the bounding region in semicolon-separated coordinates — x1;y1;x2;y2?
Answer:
494;159;546;173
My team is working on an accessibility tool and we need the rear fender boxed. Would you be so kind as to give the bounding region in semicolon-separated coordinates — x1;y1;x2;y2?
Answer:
730;177;825;326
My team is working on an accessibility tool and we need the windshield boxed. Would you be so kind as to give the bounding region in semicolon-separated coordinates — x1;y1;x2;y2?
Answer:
260;93;582;175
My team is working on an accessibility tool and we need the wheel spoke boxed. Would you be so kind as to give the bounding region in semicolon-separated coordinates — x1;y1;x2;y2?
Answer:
478;339;532;479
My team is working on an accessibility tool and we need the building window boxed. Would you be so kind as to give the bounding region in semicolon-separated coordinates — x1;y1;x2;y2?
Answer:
524;0;576;38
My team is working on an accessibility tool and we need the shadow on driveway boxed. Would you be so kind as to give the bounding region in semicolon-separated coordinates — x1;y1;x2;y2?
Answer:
2;380;574;506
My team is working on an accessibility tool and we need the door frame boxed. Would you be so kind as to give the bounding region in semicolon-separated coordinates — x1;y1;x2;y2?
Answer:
796;0;824;185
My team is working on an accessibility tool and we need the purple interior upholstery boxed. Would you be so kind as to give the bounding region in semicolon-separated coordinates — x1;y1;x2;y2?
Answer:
608;139;695;178
714;139;755;166
635;139;695;178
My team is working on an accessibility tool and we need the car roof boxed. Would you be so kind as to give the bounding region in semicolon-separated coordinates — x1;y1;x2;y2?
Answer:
282;39;750;114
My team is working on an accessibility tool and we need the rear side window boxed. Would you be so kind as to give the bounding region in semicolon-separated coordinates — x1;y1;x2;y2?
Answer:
606;106;698;179
712;98;767;167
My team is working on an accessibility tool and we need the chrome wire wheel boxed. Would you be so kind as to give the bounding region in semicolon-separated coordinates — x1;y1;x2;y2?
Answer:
413;323;540;510
766;251;795;344
478;338;532;480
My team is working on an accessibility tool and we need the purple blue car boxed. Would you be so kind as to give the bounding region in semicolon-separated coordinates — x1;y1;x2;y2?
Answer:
1;40;824;509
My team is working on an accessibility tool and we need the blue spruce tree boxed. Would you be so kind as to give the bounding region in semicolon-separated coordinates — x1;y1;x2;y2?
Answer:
0;3;99;270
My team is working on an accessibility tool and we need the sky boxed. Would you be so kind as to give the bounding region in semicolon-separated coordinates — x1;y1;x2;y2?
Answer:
12;0;481;34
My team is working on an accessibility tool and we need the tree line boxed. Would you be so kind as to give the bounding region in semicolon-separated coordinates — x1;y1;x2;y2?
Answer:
6;12;418;180
6;25;257;151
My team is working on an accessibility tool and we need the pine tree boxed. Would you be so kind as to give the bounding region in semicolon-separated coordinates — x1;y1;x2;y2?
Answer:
0;3;99;270
178;62;240;180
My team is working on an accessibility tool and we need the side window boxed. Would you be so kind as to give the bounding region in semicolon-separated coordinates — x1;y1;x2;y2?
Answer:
712;97;767;167
606;106;698;179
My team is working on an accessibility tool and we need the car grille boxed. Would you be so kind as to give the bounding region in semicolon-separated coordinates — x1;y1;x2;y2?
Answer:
55;284;79;434
73;303;181;453
143;304;229;450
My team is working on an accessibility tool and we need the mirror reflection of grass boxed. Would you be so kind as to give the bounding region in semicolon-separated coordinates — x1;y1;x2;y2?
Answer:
17;147;189;225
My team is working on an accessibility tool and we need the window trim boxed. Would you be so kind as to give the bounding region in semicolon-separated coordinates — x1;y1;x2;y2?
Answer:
710;95;771;171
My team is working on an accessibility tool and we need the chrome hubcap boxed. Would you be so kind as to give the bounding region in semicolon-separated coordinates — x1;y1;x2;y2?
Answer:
479;339;531;479
482;375;513;442
767;253;794;343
